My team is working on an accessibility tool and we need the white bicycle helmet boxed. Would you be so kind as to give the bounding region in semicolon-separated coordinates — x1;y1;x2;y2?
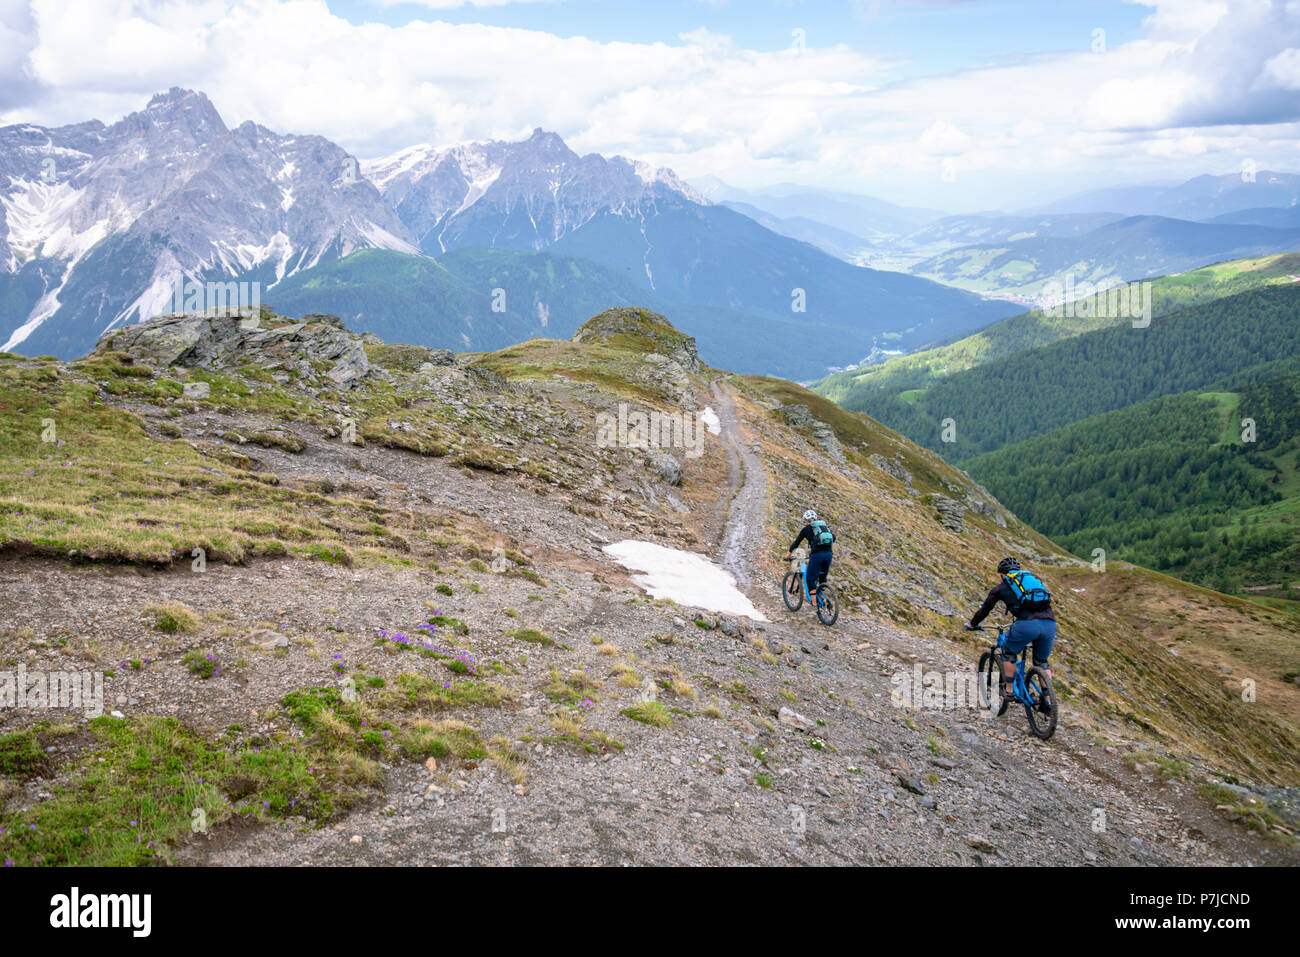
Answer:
803;509;818;522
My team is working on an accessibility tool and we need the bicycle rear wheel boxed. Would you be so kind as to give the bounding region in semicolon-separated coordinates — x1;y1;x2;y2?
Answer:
976;650;999;711
1024;667;1058;739
815;585;839;625
782;571;803;611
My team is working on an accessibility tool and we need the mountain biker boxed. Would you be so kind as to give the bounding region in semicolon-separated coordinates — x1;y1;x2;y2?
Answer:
785;509;834;602
965;557;1056;717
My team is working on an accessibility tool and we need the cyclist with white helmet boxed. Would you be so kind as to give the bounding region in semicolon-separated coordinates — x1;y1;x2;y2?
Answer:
785;509;835;602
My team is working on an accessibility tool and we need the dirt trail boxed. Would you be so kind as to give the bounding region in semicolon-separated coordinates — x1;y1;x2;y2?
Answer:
710;379;769;592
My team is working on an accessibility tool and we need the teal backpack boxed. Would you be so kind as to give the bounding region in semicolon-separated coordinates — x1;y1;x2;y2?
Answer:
1005;569;1050;609
810;520;835;547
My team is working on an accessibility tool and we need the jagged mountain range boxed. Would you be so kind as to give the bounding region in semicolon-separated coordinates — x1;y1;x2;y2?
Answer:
0;89;415;357
0;89;1014;372
364;129;708;256
358;129;1018;376
6;89;1298;374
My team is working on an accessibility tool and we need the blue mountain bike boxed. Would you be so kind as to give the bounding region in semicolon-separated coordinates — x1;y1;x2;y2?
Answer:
782;557;839;626
972;623;1057;739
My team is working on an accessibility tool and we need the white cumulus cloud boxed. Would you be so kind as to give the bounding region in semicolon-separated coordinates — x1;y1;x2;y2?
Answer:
0;0;1296;210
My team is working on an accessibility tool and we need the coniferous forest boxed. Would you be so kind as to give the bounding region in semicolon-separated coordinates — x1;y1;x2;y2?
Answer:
835;281;1300;596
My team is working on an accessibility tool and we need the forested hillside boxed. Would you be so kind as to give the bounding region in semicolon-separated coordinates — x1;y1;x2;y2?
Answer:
843;285;1300;459
962;371;1300;592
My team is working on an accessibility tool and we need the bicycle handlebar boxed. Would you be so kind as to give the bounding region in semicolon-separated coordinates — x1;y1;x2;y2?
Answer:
966;621;1011;634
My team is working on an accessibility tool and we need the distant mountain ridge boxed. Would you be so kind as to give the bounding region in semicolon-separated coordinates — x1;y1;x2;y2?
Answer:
908;215;1300;296
1027;170;1300;220
283;128;1022;376
363;134;1013;367
698;172;1300;300
691;177;942;239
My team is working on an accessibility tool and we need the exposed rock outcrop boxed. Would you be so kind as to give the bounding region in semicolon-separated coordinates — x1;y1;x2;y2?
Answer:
782;403;815;430
641;352;697;410
419;349;456;370
572;307;701;372
931;494;967;534
97;312;374;388
869;453;914;488
780;403;845;463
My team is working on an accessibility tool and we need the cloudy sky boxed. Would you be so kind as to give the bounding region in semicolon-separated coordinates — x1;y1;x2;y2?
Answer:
1;0;1297;211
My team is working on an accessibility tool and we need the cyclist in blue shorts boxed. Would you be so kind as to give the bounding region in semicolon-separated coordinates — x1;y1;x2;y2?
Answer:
965;557;1056;716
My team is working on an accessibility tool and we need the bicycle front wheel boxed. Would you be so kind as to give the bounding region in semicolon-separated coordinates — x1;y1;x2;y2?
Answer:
977;651;999;711
816;585;839;625
782;571;803;611
1024;667;1058;739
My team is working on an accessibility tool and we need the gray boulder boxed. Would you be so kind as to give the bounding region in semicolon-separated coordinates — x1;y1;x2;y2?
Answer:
778;707;815;732
98;312;373;388
781;403;815;429
649;452;683;486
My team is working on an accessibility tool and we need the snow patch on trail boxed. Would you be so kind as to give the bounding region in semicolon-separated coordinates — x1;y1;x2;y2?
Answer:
603;540;767;621
699;406;721;435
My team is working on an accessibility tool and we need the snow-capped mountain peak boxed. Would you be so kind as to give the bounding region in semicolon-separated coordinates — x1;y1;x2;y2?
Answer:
366;128;708;254
0;90;416;356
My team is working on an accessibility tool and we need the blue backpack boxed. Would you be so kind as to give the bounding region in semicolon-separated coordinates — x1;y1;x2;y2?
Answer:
1005;569;1050;609
810;520;835;547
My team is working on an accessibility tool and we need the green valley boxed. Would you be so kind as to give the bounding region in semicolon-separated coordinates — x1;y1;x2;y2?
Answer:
813;255;1300;600
815;252;1300;412
822;284;1300;458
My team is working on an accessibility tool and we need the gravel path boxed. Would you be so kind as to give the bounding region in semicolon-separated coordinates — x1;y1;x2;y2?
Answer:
711;380;770;592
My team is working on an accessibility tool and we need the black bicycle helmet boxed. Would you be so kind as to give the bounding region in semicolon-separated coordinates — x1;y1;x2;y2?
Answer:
997;557;1021;574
